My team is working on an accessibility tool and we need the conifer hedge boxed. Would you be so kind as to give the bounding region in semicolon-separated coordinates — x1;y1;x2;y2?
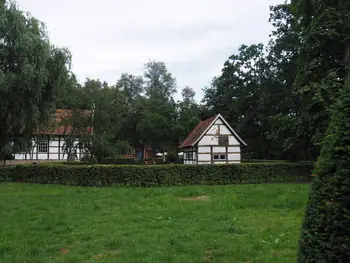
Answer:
0;163;312;187
297;76;350;262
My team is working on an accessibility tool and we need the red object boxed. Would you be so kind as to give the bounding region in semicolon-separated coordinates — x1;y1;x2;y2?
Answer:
122;147;152;159
179;116;216;148
36;109;93;135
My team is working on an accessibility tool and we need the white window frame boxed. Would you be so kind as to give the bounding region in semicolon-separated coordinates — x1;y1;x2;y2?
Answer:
185;152;194;160
38;140;48;153
219;154;226;160
213;154;226;160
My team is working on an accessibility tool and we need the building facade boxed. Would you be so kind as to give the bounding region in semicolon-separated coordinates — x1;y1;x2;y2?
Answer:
179;114;246;164
14;109;92;161
14;135;85;161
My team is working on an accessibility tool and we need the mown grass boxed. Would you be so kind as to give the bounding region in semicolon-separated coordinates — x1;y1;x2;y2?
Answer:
0;183;310;263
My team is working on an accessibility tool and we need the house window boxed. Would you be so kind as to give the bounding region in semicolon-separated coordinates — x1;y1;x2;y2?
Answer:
38;141;48;153
185;152;193;160
213;154;226;160
219;135;229;146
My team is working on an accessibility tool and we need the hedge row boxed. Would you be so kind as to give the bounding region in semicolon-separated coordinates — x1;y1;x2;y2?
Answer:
44;158;182;166
0;163;313;187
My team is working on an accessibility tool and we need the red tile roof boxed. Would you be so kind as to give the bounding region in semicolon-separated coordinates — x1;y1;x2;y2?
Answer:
36;109;93;135
179;115;216;148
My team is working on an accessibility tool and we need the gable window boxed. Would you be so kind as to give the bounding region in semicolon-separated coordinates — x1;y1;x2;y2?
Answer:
219;135;229;146
38;140;48;153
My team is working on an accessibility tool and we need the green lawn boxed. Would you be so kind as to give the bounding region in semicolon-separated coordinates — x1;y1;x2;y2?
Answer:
0;183;310;263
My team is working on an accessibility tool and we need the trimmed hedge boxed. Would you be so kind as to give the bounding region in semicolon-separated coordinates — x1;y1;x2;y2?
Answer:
38;159;165;166
242;159;291;163
0;163;313;187
297;75;350;262
98;157;170;165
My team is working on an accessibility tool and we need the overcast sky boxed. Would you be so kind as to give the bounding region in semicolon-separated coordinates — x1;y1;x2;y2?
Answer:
17;0;282;101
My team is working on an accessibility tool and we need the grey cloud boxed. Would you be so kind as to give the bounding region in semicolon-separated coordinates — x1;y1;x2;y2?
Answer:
120;23;236;41
16;0;283;102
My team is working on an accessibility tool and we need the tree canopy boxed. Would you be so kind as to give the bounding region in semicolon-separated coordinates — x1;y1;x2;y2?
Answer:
0;1;72;160
2;0;350;164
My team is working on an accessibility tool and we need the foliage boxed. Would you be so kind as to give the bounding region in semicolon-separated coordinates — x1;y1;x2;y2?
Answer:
0;183;309;262
201;0;350;161
291;0;350;160
56;61;199;162
0;163;313;186
58;108;93;162
0;1;72;160
176;86;201;144
98;157;138;165
297;74;350;262
80;155;98;164
165;151;178;163
137;61;179;153
5;0;350;164
202;44;280;159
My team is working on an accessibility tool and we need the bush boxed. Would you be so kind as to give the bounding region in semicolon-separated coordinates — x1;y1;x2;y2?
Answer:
0;163;313;187
99;157;137;165
297;75;350;262
98;157;167;165
242;159;290;163
166;152;178;163
80;155;98;164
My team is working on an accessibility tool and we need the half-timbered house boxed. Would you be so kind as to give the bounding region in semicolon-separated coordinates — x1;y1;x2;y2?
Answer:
179;114;246;164
14;109;93;161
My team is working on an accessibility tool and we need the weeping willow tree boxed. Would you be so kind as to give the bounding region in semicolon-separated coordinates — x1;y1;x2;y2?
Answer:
0;1;72;162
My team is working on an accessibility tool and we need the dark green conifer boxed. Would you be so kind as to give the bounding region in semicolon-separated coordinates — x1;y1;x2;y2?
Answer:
297;73;350;262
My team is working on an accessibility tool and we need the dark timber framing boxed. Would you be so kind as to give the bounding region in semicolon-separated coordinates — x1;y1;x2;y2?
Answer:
183;147;196;164
47;135;50;160
36;136;38;160
58;136;61;160
15;135;87;161
179;114;245;165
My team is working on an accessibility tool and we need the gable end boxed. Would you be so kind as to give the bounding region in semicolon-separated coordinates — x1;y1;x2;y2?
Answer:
193;114;246;146
179;114;246;148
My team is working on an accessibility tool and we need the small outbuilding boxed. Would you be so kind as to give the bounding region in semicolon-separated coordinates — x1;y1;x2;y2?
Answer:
179;114;246;164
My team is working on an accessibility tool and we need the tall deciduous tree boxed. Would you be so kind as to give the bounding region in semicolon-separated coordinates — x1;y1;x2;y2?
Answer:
138;61;178;154
79;79;130;160
117;73;145;150
203;44;274;158
117;73;144;103
177;86;200;144
292;0;350;159
0;1;72;160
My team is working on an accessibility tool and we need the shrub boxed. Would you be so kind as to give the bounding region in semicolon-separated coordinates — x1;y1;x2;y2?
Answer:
80;155;98;164
297;75;350;262
98;157;167;165
242;159;290;163
0;163;313;186
99;157;137;165
166;152;178;163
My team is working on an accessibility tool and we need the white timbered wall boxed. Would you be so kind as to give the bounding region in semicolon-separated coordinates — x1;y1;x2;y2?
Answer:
196;118;241;164
14;136;85;161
